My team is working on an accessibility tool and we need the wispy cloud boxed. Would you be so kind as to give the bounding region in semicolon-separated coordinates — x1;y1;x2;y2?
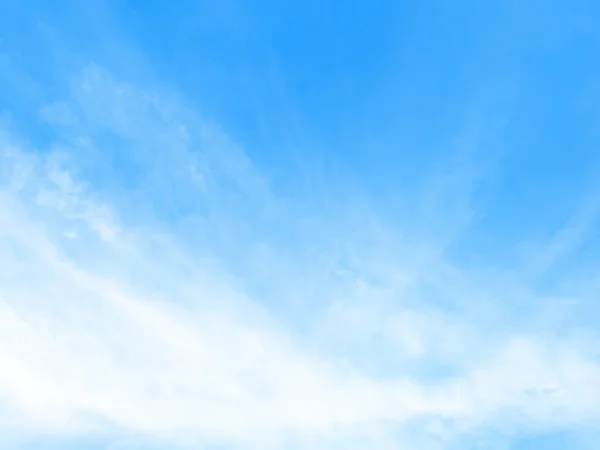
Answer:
1;63;600;450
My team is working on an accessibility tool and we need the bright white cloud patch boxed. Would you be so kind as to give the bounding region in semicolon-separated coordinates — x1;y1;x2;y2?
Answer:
1;66;600;450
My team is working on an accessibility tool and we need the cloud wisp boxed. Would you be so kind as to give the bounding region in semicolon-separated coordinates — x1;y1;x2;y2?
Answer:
1;65;600;450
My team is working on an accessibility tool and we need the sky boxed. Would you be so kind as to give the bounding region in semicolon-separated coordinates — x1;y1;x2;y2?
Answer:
1;0;600;449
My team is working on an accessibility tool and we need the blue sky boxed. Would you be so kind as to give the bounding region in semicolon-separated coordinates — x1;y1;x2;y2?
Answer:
1;0;600;449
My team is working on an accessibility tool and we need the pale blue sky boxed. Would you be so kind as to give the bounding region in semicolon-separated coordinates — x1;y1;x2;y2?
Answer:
1;1;600;449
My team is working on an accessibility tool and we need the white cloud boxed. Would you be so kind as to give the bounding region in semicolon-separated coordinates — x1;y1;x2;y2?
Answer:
1;66;600;449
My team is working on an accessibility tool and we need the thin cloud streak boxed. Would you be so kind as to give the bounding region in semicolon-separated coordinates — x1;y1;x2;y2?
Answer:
1;65;600;450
